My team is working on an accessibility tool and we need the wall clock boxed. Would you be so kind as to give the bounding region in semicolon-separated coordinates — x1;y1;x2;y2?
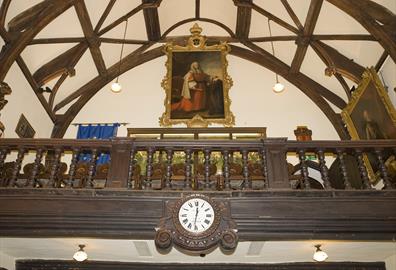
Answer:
155;194;238;255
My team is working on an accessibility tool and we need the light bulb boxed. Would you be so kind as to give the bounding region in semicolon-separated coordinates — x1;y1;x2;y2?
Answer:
111;82;122;93
313;245;328;262
273;82;285;93
73;245;88;262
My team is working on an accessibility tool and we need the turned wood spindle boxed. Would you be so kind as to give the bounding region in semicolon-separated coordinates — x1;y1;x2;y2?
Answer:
86;149;98;188
298;149;310;190
336;149;352;190
67;148;79;188
9;148;25;187
317;149;331;189
375;149;392;190
242;149;251;189
184;149;192;189
260;148;269;189
355;150;372;190
48;148;62;188
165;149;173;189
146;148;154;189
27;148;44;188
0;148;7;169
127;148;136;190
222;150;231;190
204;149;211;189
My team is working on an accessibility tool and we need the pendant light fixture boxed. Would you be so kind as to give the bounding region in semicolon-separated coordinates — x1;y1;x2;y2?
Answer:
73;244;88;262
267;19;285;93
111;19;129;93
313;244;328;262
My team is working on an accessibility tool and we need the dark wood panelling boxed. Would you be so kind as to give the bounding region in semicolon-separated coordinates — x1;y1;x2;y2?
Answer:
15;261;386;270
0;189;395;240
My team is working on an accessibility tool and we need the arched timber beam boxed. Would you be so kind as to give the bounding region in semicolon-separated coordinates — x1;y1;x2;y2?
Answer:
0;0;76;81
233;43;348;140
0;0;11;27
51;45;162;138
51;43;348;139
326;0;396;62
161;17;236;39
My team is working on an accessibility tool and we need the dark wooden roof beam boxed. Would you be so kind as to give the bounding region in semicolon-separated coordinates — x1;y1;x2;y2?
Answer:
290;0;323;74
74;1;107;76
0;0;11;27
280;0;304;30
142;0;161;41
234;0;253;39
94;0;117;33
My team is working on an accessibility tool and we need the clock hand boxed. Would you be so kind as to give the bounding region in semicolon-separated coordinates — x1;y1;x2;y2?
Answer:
193;207;199;227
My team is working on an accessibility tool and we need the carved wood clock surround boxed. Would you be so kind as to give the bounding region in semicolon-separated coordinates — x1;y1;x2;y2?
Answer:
155;194;238;255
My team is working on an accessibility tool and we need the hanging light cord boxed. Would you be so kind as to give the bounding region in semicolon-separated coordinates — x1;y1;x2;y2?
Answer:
267;18;279;83
116;19;129;83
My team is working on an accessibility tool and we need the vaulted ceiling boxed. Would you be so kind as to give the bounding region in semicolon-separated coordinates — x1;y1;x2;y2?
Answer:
0;0;395;138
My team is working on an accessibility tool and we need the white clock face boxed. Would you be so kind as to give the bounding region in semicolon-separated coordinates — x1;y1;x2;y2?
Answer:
178;198;215;233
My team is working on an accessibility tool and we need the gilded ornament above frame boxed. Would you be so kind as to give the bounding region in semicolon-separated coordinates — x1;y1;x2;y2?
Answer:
341;67;396;183
159;24;235;127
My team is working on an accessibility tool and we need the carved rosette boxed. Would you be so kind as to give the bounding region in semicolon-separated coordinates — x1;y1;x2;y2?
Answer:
155;194;238;255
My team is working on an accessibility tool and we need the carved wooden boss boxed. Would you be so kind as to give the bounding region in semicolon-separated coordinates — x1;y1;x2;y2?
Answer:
155;194;238;255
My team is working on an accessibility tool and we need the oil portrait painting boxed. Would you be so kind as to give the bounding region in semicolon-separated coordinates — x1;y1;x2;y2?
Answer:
159;24;234;127
342;68;396;182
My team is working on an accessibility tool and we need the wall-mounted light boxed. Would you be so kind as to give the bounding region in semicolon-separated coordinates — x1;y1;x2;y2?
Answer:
313;244;328;262
267;19;285;93
73;244;88;262
111;19;129;93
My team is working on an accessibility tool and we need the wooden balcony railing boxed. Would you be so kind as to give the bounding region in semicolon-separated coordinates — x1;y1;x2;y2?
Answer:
0;138;395;191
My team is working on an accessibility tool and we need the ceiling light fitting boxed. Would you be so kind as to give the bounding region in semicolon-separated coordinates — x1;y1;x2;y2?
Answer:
111;19;129;93
313;244;328;262
73;244;88;262
267;19;285;93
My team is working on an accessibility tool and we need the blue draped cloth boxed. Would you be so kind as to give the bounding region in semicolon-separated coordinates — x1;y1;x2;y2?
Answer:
77;123;120;164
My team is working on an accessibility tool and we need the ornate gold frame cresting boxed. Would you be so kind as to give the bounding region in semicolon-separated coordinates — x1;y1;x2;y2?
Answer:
341;67;396;182
159;24;235;127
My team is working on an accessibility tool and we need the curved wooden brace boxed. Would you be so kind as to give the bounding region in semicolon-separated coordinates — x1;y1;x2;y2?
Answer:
33;43;88;87
231;44;349;140
51;43;348;139
161;17;236;39
311;40;365;84
0;0;76;81
7;1;52;32
0;0;11;27
326;0;396;62
51;45;162;138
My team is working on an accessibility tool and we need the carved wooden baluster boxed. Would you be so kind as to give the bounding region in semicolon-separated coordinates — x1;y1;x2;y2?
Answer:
0;148;8;187
27;148;44;188
86;148;98;188
317;149;332;189
48;148;62;188
165;149;173;189
242;149;251;189
298;149;310;189
375;149;392;189
146;148;154;189
204;149;211;190
67;148;79;188
355;149;372;190
127;148;136;190
223;150;231;190
336;149;352;190
184;148;192;189
9;148;25;187
260;148;269;189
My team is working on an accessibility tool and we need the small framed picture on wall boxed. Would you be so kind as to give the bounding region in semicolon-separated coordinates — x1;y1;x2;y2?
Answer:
15;114;35;138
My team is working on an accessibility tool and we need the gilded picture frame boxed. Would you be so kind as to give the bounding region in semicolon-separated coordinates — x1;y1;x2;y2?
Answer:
341;67;396;182
159;24;235;127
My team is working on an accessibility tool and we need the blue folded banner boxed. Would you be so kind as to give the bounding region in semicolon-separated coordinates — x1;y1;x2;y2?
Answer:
77;123;120;164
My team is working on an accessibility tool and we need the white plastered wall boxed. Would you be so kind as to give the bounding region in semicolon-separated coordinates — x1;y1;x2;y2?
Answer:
0;251;15;270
